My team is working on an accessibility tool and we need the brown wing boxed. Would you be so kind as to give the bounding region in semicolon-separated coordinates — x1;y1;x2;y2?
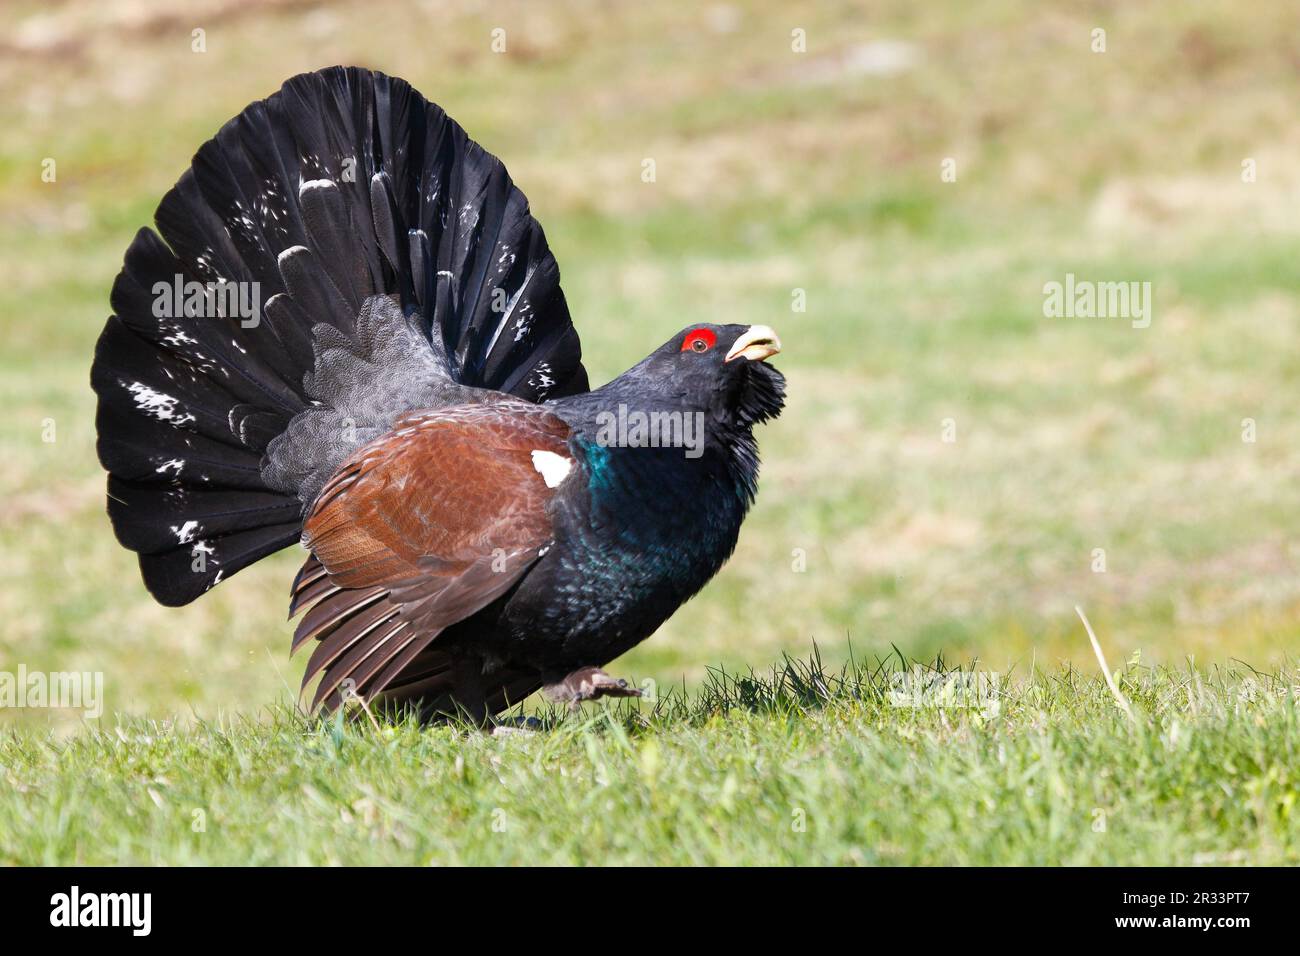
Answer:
289;400;572;712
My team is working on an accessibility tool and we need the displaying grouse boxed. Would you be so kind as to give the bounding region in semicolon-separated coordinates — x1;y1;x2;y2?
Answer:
91;67;785;721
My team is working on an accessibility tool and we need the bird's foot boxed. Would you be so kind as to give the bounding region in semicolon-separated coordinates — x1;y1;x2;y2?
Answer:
544;666;642;711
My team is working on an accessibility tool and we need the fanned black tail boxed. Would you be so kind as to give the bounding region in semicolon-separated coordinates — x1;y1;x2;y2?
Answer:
92;67;588;606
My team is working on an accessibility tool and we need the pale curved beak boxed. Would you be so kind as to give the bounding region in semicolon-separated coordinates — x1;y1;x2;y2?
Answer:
725;325;782;363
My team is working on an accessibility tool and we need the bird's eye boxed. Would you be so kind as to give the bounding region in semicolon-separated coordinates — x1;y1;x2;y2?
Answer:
681;328;717;353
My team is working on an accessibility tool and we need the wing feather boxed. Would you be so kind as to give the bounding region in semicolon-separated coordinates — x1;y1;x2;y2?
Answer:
291;400;572;711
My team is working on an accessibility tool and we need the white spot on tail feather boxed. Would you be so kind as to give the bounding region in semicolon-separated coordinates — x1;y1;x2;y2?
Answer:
299;178;336;197
531;450;572;489
126;382;196;426
277;245;309;267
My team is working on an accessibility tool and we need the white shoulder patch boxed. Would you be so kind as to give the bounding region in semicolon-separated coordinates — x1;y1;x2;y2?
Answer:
530;450;573;489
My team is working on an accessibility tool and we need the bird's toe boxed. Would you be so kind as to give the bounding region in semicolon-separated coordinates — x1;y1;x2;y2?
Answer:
545;666;642;704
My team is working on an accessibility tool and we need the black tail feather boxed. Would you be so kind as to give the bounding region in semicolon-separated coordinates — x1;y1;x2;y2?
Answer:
137;523;303;608
93;66;588;606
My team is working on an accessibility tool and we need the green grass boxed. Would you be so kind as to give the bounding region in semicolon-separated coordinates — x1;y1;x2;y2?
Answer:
2;0;1299;864
4;652;1298;865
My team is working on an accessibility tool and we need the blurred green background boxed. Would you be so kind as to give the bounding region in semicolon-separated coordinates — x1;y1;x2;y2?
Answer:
2;0;1298;728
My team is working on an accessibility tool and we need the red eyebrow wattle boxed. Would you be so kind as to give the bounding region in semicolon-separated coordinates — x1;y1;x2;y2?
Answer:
681;328;717;351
